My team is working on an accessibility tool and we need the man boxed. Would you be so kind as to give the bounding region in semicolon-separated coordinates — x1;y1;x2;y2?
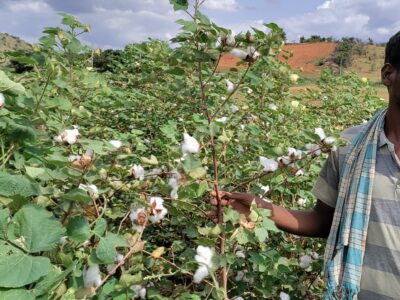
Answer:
211;31;400;299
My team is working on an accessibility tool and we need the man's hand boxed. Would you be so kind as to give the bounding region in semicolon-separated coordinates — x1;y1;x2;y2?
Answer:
208;191;271;218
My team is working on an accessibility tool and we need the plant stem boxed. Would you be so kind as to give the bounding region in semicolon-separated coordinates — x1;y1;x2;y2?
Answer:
33;71;52;117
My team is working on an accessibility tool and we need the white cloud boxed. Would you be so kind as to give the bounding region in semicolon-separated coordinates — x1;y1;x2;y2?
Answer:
7;1;50;13
280;0;400;42
203;0;238;11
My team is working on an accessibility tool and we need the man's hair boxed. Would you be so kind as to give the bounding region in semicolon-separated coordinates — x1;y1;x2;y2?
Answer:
385;31;400;70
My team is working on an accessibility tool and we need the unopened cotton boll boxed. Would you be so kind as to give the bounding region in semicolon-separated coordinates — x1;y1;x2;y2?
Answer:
216;116;228;123
0;93;5;108
259;156;279;172
226;79;235;93
181;133;200;154
83;264;102;288
230;48;248;60
315;128;326;141
193;265;209;283
280;292;290;300
299;255;312;269
109;140;122;149
131;164;145;180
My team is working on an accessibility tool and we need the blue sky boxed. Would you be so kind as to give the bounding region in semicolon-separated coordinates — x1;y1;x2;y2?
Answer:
0;0;399;49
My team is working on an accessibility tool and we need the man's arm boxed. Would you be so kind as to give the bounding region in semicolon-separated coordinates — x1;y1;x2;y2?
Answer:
210;191;334;238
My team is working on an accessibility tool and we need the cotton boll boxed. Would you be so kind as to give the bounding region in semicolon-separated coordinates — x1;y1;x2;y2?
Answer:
193;265;209;283
83;264;102;288
168;177;179;199
148;197;168;224
277;156;291;166
109;140;122;149
289;74;299;83
259;185;270;194
106;263;116;273
305;144;321;157
68;155;81;162
315;128;326;141
0;93;4;108
130;208;147;232
131;164;145;180
280;292;290;300
79;184;99;200
295;169;304;176
311;251;319;260
299;255;312;269
59;236;68;246
132;285;147;299
297;198;307;207
247;88;253;94
195;245;213;268
181;133;200;154
287;147;302;160
230;48;248;60
323;136;336;145
247;46;260;60
216;116;228;123
230;104;239;113
226;79;235;93
235;250;246;258
240;124;245;130
268;103;277;110
235;270;245;282
232;297;244;300
259;156;278;172
291;100;299;108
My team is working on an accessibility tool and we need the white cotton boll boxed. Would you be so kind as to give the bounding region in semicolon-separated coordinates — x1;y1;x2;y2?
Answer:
129;208;146;232
315;128;326;141
54;135;63;143
0;93;4;108
148;197;168;224
216;116;228;123
168;177;179;199
226;79;235;93
226;34;235;46
235;270;245;282
82;240;90;247
289;74;299;83
116;253;124;263
278;156;291;166
240;124;245;130
247;46;260;60
230;104;239;113
247;88;253;94
311;251;319;260
109;140;122;149
68;155;81;162
83;264;102;288
79;184;99;200
230;48;248;60
195;245;213;268
132;164;145;180
133;285;147;299
106;263;116;273
295;169;304;176
288;147;302;160
362;119;368;124
259;185;270;194
181;133;200;154
299;255;312;269
194;265;209;283
232;297;244;300
59;236;68;245
324;136;336;145
268;103;277;110
280;292;290;300
259;156;279;172
305;144;321;157
297;198;307;207
235;250;246;258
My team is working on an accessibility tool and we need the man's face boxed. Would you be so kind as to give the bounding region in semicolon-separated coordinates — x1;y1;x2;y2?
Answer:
382;63;400;103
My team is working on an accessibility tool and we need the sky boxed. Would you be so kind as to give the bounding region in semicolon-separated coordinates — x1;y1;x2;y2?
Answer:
1;0;400;49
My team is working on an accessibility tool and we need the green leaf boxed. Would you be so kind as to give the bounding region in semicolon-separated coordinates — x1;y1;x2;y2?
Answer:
188;167;206;179
66;216;90;243
33;265;73;297
95;237;116;264
0;241;52;288
61;188;92;204
106;233;129;248
0;208;10;239
0;288;35;300
0;172;38;198
169;0;188;11
140;155;158;165
25;166;46;179
11;204;63;253
182;154;201;173
93;218;107;237
0;70;26;95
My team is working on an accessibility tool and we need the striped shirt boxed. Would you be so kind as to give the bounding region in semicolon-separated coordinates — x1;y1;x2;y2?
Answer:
312;125;400;299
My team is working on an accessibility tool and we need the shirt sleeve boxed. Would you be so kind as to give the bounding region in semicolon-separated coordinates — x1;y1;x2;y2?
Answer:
312;149;340;208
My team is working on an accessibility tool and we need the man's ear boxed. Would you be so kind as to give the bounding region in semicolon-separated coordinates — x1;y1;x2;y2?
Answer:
382;63;396;86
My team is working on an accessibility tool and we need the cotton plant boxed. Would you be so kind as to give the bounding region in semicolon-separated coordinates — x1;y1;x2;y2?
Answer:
193;245;214;283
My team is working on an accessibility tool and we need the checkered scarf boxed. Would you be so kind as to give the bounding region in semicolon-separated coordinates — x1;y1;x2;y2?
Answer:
324;109;387;300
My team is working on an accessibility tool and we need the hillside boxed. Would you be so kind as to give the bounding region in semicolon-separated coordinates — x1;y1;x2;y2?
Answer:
0;32;32;52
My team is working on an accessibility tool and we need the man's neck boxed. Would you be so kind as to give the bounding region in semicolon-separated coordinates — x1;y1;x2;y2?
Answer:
385;99;400;146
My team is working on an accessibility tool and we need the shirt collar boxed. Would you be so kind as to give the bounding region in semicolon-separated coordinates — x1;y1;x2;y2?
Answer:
379;126;390;148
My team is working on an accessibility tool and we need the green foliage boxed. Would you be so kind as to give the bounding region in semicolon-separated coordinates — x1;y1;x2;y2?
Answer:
0;8;385;300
